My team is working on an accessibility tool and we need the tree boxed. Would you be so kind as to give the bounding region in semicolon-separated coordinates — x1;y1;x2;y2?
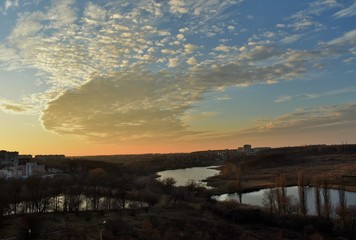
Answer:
322;178;331;219
262;188;277;214
298;171;308;216
313;176;322;217
7;178;23;215
276;174;287;215
160;177;176;194
236;166;242;203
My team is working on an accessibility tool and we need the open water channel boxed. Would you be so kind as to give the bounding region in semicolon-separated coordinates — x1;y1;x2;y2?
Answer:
157;166;356;215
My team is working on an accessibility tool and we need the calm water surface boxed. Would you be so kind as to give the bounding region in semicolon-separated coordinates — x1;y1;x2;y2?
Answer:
157;166;220;188
214;186;356;215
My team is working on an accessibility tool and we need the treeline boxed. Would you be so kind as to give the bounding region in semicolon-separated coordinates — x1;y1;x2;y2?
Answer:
0;172;137;216
71;150;228;175
0;155;211;217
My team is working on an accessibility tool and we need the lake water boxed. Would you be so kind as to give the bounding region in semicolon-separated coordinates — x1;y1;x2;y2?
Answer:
157;166;220;188
214;186;356;215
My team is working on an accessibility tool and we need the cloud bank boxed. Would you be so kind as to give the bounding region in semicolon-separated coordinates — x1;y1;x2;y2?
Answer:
0;0;355;146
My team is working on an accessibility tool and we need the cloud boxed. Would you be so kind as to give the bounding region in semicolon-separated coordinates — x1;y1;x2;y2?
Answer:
1;0;354;146
168;58;180;67
214;45;230;52
186;57;197;65
181;111;219;122
0;99;33;114
169;102;356;146
4;0;19;11
275;95;292;103
279;0;340;32
184;43;198;54
328;29;356;47
211;103;356;142
253;104;356;134
41;69;193;143
334;3;356;18
274;87;356;103
168;0;188;15
280;34;304;45
41;45;315;143
241;46;279;61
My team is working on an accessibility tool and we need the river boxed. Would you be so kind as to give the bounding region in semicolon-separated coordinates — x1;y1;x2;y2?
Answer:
157;165;220;188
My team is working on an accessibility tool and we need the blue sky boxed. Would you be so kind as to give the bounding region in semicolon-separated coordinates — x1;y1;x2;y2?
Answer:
0;0;355;155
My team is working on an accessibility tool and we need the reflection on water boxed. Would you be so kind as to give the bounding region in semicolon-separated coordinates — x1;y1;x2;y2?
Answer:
214;186;356;215
157;166;220;188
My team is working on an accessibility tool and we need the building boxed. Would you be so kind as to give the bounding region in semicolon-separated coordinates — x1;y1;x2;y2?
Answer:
0;168;13;178
25;162;46;177
243;144;252;153
0;150;47;178
237;144;256;155
0;150;19;166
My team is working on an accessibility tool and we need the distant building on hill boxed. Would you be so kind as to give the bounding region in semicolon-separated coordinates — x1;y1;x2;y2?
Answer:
243;144;253;154
237;144;255;155
237;145;270;156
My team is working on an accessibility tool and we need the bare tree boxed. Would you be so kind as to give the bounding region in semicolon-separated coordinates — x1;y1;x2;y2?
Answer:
7;178;23;215
313;176;322;217
236;166;242;203
322;178;331;219
262;188;277;214
276;174;287;215
298;171;308;216
336;184;349;229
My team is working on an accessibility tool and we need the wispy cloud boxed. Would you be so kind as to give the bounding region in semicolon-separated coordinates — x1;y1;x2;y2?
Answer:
327;29;356;47
204;103;356;142
2;0;19;13
275;87;356;103
182;111;219;122
275;95;293;103
0;98;33;114
334;2;356;18
280;34;304;45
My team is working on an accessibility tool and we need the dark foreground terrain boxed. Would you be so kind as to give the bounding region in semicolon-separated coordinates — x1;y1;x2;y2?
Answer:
1;144;356;239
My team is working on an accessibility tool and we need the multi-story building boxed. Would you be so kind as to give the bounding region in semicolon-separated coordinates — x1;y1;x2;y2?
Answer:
25;162;45;177
0;150;47;178
0;150;19;167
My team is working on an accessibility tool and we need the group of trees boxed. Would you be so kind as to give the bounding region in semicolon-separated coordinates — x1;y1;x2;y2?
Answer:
260;172;356;238
262;172;354;219
0;172;135;217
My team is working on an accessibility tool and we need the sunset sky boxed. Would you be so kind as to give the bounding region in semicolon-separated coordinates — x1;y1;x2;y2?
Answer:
0;0;355;156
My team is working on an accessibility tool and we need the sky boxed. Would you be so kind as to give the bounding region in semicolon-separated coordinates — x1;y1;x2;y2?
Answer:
0;0;355;156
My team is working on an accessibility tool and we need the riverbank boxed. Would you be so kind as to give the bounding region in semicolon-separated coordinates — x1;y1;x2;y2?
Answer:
207;151;356;195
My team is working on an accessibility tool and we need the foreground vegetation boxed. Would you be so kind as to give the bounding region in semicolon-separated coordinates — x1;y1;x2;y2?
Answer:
0;145;356;239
